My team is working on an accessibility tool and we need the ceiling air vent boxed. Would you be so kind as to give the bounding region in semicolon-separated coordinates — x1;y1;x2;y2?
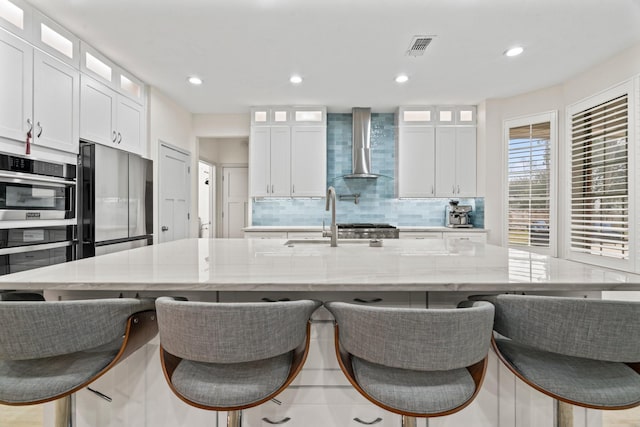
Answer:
406;36;434;57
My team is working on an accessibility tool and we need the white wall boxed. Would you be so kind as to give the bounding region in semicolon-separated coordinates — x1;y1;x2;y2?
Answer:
192;114;250;138
482;42;640;247
147;87;197;241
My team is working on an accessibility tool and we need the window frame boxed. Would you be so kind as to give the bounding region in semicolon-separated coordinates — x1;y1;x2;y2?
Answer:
503;111;558;257
564;80;636;272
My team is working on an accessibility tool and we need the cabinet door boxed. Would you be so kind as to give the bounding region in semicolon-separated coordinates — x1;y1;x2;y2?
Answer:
80;75;117;146
398;127;435;197
249;127;270;197
0;30;33;144
269;127;291;197
435;127;457;197
32;50;79;154
455;127;476;197
291;126;326;197
116;95;144;155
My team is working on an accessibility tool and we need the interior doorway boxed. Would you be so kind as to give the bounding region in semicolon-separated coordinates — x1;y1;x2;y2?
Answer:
222;166;248;238
158;143;191;243
198;161;215;238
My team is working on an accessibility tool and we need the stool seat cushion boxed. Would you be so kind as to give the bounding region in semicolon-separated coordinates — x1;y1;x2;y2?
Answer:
171;351;293;408
496;337;640;408
352;356;475;414
0;338;122;404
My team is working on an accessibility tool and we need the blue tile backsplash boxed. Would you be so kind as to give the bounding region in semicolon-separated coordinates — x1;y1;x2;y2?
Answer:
252;113;484;228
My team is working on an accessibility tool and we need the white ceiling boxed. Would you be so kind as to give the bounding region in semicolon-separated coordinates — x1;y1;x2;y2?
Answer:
27;0;640;114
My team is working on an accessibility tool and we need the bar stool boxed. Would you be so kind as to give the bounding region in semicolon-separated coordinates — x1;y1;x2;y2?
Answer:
0;297;157;427
471;294;640;427
156;297;321;427
325;301;495;427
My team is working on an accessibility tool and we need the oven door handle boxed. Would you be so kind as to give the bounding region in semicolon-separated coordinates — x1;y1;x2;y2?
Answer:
0;172;75;187
0;241;73;256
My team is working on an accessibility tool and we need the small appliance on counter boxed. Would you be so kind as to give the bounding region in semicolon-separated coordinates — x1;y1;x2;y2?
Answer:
446;200;473;228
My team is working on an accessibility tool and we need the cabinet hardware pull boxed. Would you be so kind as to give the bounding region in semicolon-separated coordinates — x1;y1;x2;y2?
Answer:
26;118;33;134
271;184;274;193
452;185;455;194
267;184;270;193
117;132;122;144
353;298;383;304
112;131;117;142
292;184;295;193
262;297;291;302
262;417;291;425
161;226;169;231
457;185;460;194
431;184;434;195
36;122;42;138
354;417;383;425
86;387;112;402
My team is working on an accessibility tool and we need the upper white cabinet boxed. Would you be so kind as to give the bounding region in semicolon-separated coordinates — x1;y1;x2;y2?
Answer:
291;126;326;196
0;30;79;155
0;29;32;145
250;106;326;198
80;75;145;155
249;126;291;197
398;126;435;197
397;106;476;198
435;126;476;197
32;49;79;154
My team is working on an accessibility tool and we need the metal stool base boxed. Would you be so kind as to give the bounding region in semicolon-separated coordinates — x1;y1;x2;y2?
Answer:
227;410;242;427
401;415;417;427
54;394;75;427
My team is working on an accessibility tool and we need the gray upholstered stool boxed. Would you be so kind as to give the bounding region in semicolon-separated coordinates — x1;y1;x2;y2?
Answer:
472;294;640;427
325;301;495;427
0;297;157;427
156;297;321;427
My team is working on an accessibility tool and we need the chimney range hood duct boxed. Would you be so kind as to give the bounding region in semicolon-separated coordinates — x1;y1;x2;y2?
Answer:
345;107;378;179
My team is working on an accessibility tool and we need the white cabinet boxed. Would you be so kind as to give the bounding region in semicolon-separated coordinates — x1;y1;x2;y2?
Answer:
250;106;326;198
435;127;476;197
80;75;145;155
32;49;79;154
398;126;435;197
443;231;487;244
397;106;476;198
291;126;326;196
399;231;443;239
0;29;32;145
249;126;291;197
0;30;78;155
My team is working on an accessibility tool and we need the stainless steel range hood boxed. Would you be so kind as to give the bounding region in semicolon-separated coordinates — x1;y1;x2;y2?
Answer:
344;107;378;179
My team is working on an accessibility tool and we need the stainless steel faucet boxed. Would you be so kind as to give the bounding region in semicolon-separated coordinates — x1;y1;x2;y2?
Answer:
323;186;338;247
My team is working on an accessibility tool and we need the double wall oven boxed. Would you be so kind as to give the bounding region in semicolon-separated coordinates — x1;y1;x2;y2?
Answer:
0;153;76;275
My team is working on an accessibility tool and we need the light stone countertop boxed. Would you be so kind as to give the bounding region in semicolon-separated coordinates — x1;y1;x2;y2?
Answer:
243;226;487;233
0;238;639;292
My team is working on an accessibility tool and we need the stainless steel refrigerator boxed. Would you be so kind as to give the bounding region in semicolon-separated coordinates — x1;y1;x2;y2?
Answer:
78;142;153;258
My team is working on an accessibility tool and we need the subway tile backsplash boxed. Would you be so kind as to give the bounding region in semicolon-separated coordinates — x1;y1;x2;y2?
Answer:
252;113;484;228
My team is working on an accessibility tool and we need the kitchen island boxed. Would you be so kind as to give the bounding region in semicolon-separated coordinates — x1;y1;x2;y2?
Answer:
2;238;637;427
0;237;638;292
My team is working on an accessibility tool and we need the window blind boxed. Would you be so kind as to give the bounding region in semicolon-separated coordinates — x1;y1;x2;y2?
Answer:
570;94;628;260
508;122;551;249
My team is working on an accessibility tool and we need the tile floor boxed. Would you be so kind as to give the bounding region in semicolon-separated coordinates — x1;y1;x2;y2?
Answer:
1;405;640;426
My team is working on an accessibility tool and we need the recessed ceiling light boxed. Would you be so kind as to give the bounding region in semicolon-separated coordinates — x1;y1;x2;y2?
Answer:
290;75;303;84
188;76;203;85
504;46;524;57
395;74;409;83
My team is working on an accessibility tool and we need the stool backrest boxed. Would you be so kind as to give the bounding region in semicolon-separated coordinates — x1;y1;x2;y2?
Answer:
477;294;640;362
0;298;155;360
325;301;494;371
156;298;320;364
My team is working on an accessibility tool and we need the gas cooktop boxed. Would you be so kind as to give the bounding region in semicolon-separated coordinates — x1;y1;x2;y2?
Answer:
336;223;399;239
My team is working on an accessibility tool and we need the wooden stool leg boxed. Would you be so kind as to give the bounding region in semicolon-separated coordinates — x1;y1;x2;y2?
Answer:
227;410;242;427
55;394;75;427
401;415;417;427
556;400;573;427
